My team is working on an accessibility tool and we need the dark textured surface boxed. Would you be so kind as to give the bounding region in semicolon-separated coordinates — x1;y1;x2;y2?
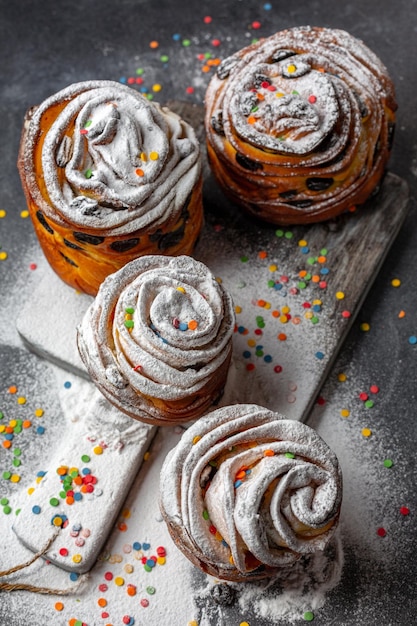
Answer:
1;1;416;624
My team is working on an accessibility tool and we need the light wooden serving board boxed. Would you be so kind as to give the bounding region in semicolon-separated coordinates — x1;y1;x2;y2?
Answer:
16;101;409;423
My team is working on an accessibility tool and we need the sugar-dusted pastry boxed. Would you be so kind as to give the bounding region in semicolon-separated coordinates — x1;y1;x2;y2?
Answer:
18;80;203;296
77;255;235;425
159;403;342;581
205;26;397;225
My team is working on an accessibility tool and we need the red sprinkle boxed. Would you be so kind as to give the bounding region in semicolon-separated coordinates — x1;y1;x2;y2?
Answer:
29;263;37;270
104;571;113;581
308;95;317;103
359;392;369;401
252;21;261;29
98;584;108;592
140;598;150;608
377;527;387;537
274;365;283;373
156;546;166;556
59;548;68;557
246;363;256;372
204;15;212;23
342;310;351;318
400;506;410;516
370;385;380;394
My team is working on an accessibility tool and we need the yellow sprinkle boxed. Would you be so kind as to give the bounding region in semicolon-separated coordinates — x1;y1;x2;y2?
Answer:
281;305;290;314
157;556;166;565
263;302;271;310
338;373;347;382
0;425;4;433
0;209;6;218
176;286;186;293
9;420;17;428
122;508;131;519
34;408;44;417
298;239;308;247
20;210;29;218
53;516;63;527
235;305;242;314
152;83;162;92
247;339;256;347
335;291;345;300
144;451;151;461
0;251;8;261
140;152;147;161
229;554;234;564
215;276;223;284
268;264;277;272
391;278;401;287
10;474;20;483
93;445;103;455
287;63;296;73
124;563;134;574
240;622;251;626
35;476;43;484
149;151;159;160
72;554;82;563
362;427;372;438
28;487;35;495
340;409;350;418
188;622;198;626
275;92;285;98
360;323;370;332
192;435;201;445
304;311;313;319
312;299;323;306
114;576;125;586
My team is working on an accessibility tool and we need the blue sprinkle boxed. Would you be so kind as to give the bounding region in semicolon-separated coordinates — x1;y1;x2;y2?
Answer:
312;304;321;312
64;381;72;389
133;542;142;551
301;246;310;254
5;433;13;441
37;470;47;478
69;572;79;581
273;282;283;291
408;335;417;345
140;86;149;93
221;539;229;548
238;325;246;334
36;426;45;435
179;322;188;331
143;542;151;550
245;469;252;476
146;558;156;568
74;492;83;501
72;522;82;532
263;2;272;9
264;354;273;363
119;76;127;84
315;351;325;360
172;33;181;41
234;480;242;488
243;350;251;359
320;267;330;275
82;467;91;475
32;505;41;515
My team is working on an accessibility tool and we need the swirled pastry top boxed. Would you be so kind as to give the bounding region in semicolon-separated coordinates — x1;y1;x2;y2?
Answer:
77;255;235;424
160;404;342;581
22;80;201;235
205;26;397;223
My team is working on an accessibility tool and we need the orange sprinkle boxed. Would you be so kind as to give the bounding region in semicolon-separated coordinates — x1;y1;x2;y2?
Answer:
258;250;268;259
135;168;145;177
188;319;198;330
8;385;17;394
2;440;12;449
235;470;246;480
54;602;64;612
264;449;275;457
398;310;406;318
257;92;265;100
257;299;266;307
317;255;327;264
57;466;68;476
278;333;287;341
118;522;128;532
22;420;32;429
122;508;131;519
127;584;137;596
311;274;320;283
73;476;83;486
98;598;107;608
149;40;159;49
248;116;257;124
202;65;211;73
299;270;307;278
66;496;74;505
271;310;280;318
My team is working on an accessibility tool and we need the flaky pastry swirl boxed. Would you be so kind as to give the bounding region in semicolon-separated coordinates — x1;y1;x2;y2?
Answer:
77;255;235;425
18;80;203;295
160;404;342;581
205;26;397;224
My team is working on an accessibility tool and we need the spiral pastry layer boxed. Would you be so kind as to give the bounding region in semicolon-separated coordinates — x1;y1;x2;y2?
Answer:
18;80;203;295
160;403;342;581
205;26;397;225
77;255;235;425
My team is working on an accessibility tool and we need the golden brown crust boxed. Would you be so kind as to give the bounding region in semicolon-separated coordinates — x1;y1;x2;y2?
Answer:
18;81;203;296
205;26;397;225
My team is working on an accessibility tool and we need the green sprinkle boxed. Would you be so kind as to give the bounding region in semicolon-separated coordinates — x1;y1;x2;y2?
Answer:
49;497;60;507
136;68;144;75
146;586;156;595
202;509;210;520
2;471;11;480
124;320;135;329
160;54;169;62
251;106;259;112
311;316;319;324
13;448;22;457
12;458;21;467
59;490;67;499
182;39;191;47
298;281;307;290
84;120;93;128
240;256;249;263
85;169;93;179
81;454;90;463
284;231;293;239
13;425;22;433
303;611;315;622
320;248;328;255
3;505;12;515
307;257;316;265
275;229;284;238
285;452;295;459
0;497;9;505
125;307;135;315
267;280;275;288
365;400;374;408
144;564;153;572
0;411;4;419
383;459;394;468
